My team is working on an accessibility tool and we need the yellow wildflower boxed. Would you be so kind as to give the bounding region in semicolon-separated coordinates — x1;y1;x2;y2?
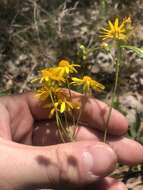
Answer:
72;76;105;93
58;98;80;113
46;98;80;118
100;17;132;41
37;87;80;118
47;102;59;118
36;86;61;101
56;59;80;77
40;68;65;83
32;67;65;84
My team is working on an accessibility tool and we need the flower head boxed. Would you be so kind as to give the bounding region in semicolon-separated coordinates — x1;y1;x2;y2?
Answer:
35;86;61;101
72;76;105;93
40;68;65;83
100;17;132;41
46;97;80;118
56;59;80;77
32;67;65;85
36;86;80;118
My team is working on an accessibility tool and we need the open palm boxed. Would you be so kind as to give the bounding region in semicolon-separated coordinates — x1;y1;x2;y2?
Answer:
0;92;142;190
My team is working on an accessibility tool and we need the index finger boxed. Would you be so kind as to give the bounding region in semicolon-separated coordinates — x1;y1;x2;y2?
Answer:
26;91;128;136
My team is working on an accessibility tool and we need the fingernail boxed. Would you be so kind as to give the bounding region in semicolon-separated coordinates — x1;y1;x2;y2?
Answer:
82;144;117;179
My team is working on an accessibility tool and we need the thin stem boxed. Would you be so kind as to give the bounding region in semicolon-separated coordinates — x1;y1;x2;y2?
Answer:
66;78;76;126
66;78;78;141
56;112;68;138
73;89;91;138
100;0;108;18
72;106;82;139
75;89;88;126
104;43;121;142
63;111;72;140
56;112;65;143
73;89;88;138
64;112;69;129
49;91;67;141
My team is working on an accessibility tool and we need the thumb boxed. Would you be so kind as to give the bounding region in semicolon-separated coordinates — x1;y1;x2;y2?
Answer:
0;139;117;190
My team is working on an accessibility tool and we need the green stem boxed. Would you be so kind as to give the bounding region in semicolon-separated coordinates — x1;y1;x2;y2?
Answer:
73;89;88;138
49;91;67;141
100;0;108;18
73;105;82;139
66;78;78;141
63;111;73;141
66;79;76;125
104;43;121;142
56;112;65;143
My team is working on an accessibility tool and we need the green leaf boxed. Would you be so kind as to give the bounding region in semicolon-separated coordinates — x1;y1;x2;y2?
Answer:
0;90;10;96
121;45;143;59
129;121;138;138
134;112;141;133
112;98;120;110
128;112;141;139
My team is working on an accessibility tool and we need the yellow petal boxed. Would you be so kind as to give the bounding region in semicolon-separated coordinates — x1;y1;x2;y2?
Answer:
60;102;66;113
65;67;69;74
72;77;81;82
54;102;59;108
108;20;114;31
49;108;55;118
114;18;119;30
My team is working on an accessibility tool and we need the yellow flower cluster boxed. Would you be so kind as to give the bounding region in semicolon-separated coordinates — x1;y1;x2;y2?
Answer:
33;59;80;118
72;76;105;94
100;17;132;41
33;59;105;118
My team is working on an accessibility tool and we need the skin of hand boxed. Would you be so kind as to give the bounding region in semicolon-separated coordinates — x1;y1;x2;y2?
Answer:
0;92;142;190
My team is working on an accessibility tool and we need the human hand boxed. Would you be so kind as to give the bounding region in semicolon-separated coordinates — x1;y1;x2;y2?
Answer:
0;92;142;190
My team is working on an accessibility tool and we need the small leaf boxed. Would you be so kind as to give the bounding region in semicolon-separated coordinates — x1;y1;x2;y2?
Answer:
0;90;10;96
128;112;141;139
121;45;143;59
112;98;120;110
134;112;141;133
130;121;138;138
